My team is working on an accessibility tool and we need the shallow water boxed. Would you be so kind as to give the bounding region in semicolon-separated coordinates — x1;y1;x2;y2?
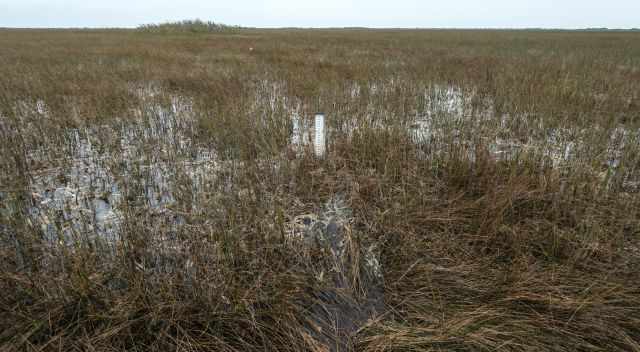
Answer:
3;82;637;249
2;81;638;350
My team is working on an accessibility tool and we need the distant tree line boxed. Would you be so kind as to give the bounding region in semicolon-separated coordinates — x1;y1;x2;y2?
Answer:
582;27;640;32
137;19;244;33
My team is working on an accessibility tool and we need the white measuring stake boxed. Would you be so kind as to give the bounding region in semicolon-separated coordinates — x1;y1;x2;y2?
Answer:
314;113;326;158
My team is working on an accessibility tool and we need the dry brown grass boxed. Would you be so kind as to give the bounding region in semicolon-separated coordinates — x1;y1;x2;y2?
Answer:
1;27;640;351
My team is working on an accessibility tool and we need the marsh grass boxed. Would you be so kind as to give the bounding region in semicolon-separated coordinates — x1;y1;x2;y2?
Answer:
1;28;640;351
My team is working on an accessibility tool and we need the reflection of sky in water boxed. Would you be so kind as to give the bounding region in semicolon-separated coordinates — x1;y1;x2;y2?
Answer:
3;82;637;247
24;93;208;245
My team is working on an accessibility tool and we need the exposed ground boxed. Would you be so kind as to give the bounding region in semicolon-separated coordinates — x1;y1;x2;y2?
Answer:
1;28;640;351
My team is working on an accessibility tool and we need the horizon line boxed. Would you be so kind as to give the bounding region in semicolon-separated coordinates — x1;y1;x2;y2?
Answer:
1;25;639;31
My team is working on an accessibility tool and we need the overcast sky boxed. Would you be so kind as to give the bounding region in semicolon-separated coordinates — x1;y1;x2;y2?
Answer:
1;0;639;29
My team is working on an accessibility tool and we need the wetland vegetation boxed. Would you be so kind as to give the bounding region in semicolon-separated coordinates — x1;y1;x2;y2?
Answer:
1;26;640;351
